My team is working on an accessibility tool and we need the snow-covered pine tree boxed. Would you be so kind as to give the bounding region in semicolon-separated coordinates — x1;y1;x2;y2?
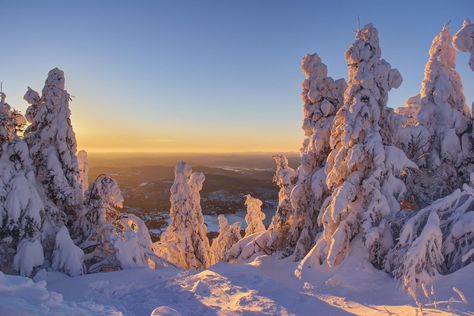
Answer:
453;19;474;72
288;53;346;260
244;194;265;237
0;92;45;277
77;174;155;272
300;24;415;270
210;215;241;264
24;68;83;217
399;26;471;203
385;174;474;292
156;161;211;269
267;154;297;254
77;150;89;194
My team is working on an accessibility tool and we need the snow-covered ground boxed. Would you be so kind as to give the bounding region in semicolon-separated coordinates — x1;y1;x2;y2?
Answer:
2;240;472;316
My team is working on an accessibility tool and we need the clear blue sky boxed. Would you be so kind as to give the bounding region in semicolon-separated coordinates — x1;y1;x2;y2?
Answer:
1;0;473;152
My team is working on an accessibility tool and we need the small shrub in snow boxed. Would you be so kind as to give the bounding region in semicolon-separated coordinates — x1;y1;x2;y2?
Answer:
244;194;265;236
52;226;84;276
210;215;241;264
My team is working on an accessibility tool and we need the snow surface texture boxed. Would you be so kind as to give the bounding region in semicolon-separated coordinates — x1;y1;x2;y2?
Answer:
155;161;211;269
244;194;266;236
209;215;241;264
0;271;121;315
9;243;470;315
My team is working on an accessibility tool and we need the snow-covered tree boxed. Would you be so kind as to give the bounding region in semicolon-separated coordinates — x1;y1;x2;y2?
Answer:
267;155;297;254
244;194;265;236
453;19;474;71
386;174;474;292
0;92;45;276
156;161;211;269
397;26;471;204
77;174;155;272
210;215;241;264
77;150;89;194
302;24;415;269
288;53;346;260
24;68;83;215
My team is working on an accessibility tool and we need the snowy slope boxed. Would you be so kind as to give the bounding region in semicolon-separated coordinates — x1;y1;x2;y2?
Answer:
5;247;466;316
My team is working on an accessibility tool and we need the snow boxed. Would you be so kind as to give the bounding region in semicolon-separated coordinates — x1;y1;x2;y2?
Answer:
78;150;89;194
0;271;122;315
13;239;44;277
453;19;474;71
244;194;266;236
52;226;84;277
2;245;470;315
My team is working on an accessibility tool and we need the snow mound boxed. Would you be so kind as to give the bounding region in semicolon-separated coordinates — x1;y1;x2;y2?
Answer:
0;271;122;316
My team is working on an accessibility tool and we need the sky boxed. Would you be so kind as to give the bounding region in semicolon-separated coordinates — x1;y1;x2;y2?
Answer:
1;0;473;153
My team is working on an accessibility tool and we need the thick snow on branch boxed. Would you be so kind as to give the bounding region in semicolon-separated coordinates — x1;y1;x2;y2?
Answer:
244;194;265;236
210;215;241;264
52;226;84;276
0;92;45;277
156;161;211;269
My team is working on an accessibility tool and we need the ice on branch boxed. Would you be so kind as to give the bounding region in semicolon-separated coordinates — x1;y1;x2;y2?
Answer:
155;161;211;269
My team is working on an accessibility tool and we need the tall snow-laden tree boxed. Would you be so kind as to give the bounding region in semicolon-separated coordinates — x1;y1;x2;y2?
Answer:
399;26;471;203
77;150;89;194
299;24;415;271
156;161;211;269
24;68;83;216
244;194;265;237
210;215;241;264
288;54;346;260
0;92;45;276
267;155;297;254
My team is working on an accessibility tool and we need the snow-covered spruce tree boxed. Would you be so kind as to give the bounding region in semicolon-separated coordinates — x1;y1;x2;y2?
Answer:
77;150;89;194
0;92;45;276
299;24;415;271
156;161;211;269
453;19;474;72
400;25;471;203
288;53;346;260
244;194;265;237
386;175;474;293
266;154;297;254
24;68;83;216
210;215;241;264
77;175;155;272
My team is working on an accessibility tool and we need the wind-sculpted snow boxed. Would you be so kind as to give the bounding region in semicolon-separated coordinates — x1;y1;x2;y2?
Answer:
156;161;211;269
244;194;266;236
